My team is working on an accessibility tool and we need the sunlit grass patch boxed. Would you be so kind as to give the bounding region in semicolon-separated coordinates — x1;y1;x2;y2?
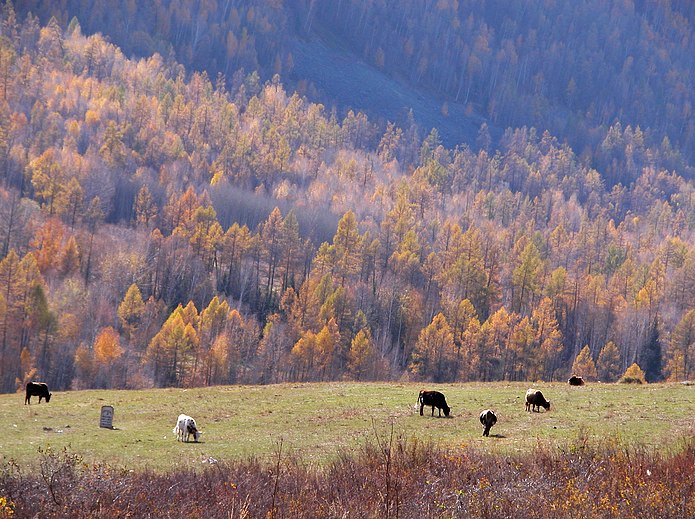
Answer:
1;381;692;472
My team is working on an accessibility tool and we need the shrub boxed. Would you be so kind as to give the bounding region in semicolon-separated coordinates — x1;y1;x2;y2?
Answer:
619;362;647;384
2;437;693;518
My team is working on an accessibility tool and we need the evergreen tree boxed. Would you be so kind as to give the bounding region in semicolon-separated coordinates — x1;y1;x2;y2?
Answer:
639;318;663;383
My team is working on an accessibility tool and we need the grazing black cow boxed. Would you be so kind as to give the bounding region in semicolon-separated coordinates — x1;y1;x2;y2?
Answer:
25;382;52;404
525;388;550;412
479;409;497;437
568;375;585;386
418;390;450;417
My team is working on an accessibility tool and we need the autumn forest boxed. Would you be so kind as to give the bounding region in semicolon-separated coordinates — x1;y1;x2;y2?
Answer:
0;1;694;394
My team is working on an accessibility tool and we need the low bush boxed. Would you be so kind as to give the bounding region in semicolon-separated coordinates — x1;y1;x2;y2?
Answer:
2;436;693;518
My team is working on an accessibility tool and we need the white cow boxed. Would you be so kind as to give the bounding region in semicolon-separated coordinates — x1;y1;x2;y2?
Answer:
173;414;201;442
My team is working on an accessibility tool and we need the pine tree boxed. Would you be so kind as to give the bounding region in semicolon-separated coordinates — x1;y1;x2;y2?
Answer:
638;318;663;382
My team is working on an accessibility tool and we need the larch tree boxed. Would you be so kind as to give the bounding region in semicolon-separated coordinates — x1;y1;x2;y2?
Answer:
16;346;37;392
597;340;622;382
506;316;534;381
256;313;291;383
219;222;251;297
206;331;231;385
512;240;543;314
389;229;422;284
332;210;362;287
29;218;65;274
409;312;456;382
59;235;80;276
279;210;302;293
144;308;199;387
531;297;563;381
187;205;224;270
134;184;158;229
28;148;67;215
117;283;145;344
73;342;95;389
0;251;44;390
458;316;482;381
665;309;695;381
93;326;123;388
571;345;598;382
290;328;317;382
620;362;646;384
446;298;478;377
478;307;513;381
315;317;341;380
59;176;84;229
347;327;377;381
259;207;285;310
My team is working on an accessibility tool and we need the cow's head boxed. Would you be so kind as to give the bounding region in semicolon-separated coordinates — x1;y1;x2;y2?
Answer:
187;422;200;442
443;405;450;417
45;393;52;403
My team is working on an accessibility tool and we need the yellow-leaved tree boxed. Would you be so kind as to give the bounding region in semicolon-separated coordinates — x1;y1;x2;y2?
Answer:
409;313;456;382
117;283;145;344
620;363;646;384
347;328;377;381
597;341;622;382
144;305;199;387
93;326;123;387
665;309;694;381
571;345;598;382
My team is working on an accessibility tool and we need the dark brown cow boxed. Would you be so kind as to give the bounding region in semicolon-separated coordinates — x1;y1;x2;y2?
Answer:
479;409;497;436
568;375;585;386
525;388;550;412
25;382;52;404
418;390;450;417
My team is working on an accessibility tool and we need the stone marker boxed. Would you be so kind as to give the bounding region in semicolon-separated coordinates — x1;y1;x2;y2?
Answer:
100;405;114;429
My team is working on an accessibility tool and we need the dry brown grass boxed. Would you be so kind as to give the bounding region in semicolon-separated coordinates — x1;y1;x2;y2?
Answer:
2;433;693;518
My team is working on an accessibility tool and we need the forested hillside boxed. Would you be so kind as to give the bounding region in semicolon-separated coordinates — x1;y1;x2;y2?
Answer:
0;3;693;393
11;0;695;177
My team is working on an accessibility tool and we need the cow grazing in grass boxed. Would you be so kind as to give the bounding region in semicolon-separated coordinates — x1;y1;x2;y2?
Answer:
525;389;551;412
568;375;585;386
479;409;497;437
418;390;450;417
173;414;201;442
25;382;52;404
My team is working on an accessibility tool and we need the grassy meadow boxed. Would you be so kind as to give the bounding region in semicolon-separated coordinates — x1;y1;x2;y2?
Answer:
2;382;693;472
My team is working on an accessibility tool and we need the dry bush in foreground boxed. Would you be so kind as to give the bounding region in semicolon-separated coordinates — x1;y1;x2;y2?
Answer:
1;435;693;518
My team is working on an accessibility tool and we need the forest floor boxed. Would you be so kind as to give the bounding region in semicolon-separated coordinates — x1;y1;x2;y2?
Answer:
3;381;693;472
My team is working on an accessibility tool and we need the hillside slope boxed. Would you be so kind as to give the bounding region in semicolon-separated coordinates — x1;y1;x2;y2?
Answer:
289;37;488;148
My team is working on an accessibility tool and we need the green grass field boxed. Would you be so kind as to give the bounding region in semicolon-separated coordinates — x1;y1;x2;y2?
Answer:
2;382;693;472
